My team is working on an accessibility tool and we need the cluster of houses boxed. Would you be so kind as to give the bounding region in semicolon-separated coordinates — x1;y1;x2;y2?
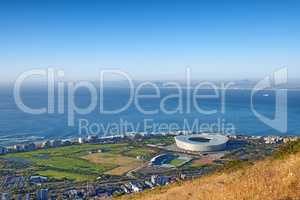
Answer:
263;135;300;144
61;175;173;199
1;175;50;200
228;135;299;144
1;174;173;200
0;139;71;155
0;134;128;155
1;189;50;200
2;175;48;189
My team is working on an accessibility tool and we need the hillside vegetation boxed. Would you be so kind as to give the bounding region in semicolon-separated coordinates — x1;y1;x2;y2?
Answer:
119;140;300;200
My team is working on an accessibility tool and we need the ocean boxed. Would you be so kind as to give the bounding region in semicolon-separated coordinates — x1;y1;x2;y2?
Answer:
0;84;299;146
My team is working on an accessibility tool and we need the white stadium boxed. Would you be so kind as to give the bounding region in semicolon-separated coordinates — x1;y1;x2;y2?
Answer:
175;134;228;152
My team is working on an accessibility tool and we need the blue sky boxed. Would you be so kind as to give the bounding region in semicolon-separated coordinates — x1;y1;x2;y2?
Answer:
0;0;300;81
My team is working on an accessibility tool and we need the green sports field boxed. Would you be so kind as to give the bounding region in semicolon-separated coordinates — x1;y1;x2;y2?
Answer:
0;143;156;182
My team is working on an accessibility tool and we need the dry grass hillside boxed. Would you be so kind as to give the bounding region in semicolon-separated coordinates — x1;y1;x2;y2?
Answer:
118;141;300;200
